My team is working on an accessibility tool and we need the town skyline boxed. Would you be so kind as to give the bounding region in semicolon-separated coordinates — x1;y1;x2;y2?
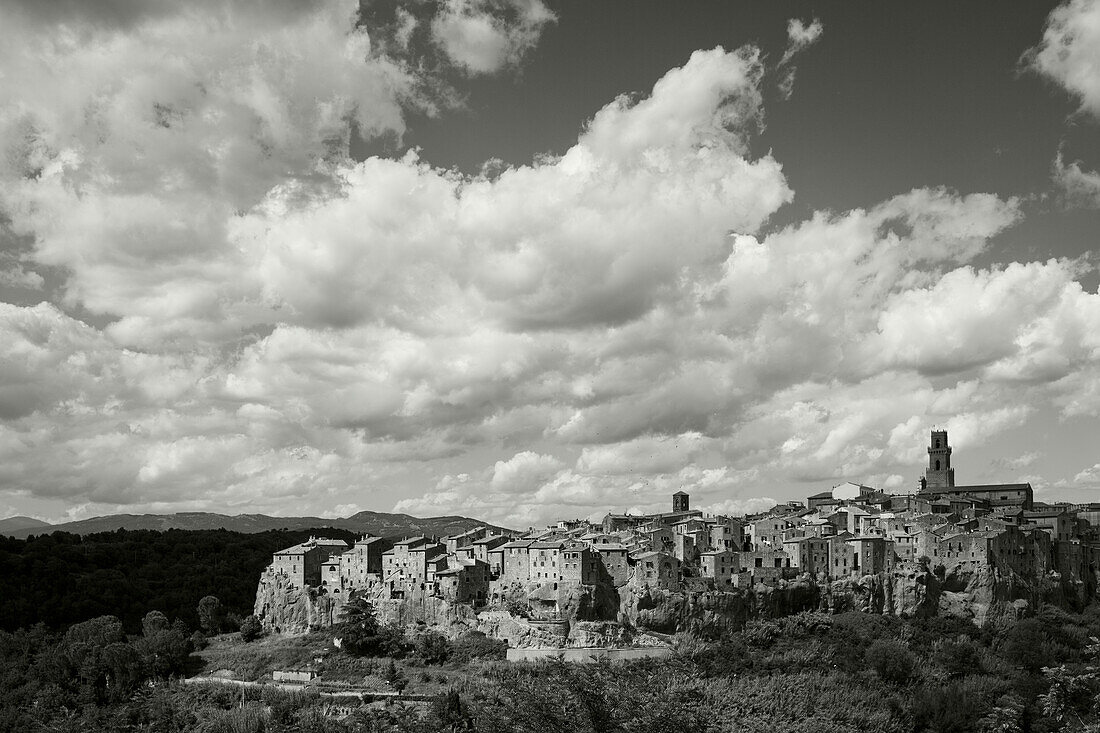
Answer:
2;1;1100;528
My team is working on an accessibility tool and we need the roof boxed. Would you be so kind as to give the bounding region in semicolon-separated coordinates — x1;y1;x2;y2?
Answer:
529;540;566;549
394;536;428;546
592;543;629;552
808;490;835;499
672;491;689;497
501;540;534;549
920;483;1032;495
473;535;510;546
275;538;349;555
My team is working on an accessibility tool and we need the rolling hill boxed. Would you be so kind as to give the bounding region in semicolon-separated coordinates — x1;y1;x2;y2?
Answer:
2;510;515;540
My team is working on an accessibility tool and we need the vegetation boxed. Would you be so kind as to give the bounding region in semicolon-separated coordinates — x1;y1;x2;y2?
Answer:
0;527;361;633
5;603;1100;731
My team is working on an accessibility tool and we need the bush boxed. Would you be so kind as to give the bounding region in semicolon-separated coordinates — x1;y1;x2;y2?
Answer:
239;615;263;643
935;637;982;677
415;631;450;665
450;630;507;663
998;619;1055;672
190;630;208;651
865;640;915;685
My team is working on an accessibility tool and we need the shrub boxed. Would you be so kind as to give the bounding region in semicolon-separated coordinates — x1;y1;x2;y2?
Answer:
934;637;983;677
190;630;208;651
865;640;915;685
450;630;507;663
415;631;451;665
239;615;263;643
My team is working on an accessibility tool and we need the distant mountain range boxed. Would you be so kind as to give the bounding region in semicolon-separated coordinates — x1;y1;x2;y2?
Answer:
0;510;514;540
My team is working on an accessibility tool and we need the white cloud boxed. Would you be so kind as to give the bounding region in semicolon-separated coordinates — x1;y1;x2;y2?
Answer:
1054;151;1100;207
431;0;555;75
1;11;1099;526
1028;0;1100;119
1074;463;1100;485
777;17;824;99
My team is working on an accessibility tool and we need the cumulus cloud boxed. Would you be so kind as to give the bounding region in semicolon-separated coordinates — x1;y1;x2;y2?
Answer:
1074;463;1100;485
1054;151;1100;207
431;0;555;75
1027;0;1100;119
1;8;1099;526
777;17;824;100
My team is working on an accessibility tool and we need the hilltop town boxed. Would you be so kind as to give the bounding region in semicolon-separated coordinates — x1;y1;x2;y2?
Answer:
254;430;1100;638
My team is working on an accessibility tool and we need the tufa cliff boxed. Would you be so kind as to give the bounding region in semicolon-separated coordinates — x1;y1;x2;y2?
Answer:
254;560;1096;644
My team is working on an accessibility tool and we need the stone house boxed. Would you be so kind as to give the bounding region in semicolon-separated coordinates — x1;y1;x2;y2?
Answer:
470;535;512;571
848;536;894;575
672;532;698;563
443;527;489;555
272;537;349;589
708;518;743;552
631;551;681;590
740;547;791;573
529;540;566;582
437;559;490;603
559;541;600;584
591;543;630;586
338;536;384;588
750;515;802;549
700;550;738;588
783;536;829;576
1022;509;1077;542
500;539;534;582
382;537;445;593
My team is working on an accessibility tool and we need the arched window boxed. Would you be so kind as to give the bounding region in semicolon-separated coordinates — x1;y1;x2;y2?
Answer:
935;460;941;470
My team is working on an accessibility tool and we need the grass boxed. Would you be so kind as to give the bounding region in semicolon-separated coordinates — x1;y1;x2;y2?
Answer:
191;630;488;695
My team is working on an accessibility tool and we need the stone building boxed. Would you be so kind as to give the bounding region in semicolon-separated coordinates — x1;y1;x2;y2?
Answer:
592;543;630;586
382;537;445;594
529;539;566;582
783;536;829;576
559;541;600;584
338;536;384;588
437;559;490;603
631;551;681;590
272;537;349;589
500;539;534;582
700;549;738;588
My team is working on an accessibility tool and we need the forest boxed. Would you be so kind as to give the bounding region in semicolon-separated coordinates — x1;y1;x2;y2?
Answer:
0;527;366;633
4;602;1100;732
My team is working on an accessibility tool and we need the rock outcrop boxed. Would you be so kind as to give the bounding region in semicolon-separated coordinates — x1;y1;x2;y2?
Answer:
253;560;1097;644
253;567;341;635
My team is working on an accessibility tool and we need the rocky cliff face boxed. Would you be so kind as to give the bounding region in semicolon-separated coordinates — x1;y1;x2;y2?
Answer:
253;567;342;635
818;565;941;618
253;561;1097;644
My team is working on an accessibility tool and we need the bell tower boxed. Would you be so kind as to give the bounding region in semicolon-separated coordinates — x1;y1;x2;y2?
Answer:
925;429;955;489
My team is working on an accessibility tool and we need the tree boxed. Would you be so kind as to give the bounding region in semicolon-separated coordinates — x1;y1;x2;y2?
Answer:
340;596;380;634
239;615;263;643
416;631;450;665
384;660;408;694
142;610;170;638
197;595;224;635
432;689;473;730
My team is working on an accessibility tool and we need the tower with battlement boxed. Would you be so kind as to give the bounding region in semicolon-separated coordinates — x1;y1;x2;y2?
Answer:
925;429;955;489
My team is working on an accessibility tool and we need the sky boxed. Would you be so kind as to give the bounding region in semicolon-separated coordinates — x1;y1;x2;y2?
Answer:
1;0;1099;528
